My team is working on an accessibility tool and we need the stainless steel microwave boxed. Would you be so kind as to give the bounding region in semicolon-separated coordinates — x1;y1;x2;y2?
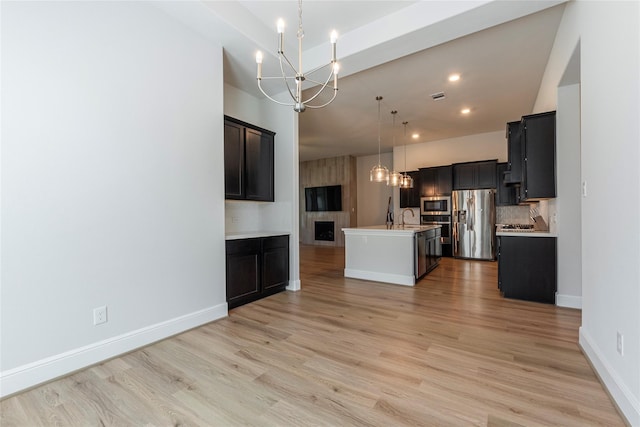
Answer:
420;196;451;215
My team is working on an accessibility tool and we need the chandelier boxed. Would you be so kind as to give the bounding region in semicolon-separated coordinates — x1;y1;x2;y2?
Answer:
370;96;390;183
255;0;339;113
388;110;402;187
400;121;414;188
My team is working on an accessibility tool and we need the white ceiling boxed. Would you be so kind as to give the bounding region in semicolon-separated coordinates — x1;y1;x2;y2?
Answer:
157;1;567;162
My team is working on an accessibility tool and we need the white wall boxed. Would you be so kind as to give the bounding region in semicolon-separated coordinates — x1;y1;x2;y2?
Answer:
554;83;582;308
394;130;508;172
223;84;300;290
357;153;393;226
1;2;227;396
534;1;640;423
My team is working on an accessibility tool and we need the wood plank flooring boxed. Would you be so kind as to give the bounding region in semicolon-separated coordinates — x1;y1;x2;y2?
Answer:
1;245;625;426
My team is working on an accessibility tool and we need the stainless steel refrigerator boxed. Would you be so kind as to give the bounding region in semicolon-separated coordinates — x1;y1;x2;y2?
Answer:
452;189;496;260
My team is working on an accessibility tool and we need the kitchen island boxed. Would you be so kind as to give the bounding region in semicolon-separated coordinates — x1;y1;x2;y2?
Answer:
342;224;441;286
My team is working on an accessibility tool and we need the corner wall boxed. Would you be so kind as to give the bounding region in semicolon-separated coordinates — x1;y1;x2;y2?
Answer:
534;1;640;423
1;2;227;396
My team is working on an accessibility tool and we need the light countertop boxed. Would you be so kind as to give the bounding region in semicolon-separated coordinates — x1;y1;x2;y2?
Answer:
496;231;557;238
342;224;440;236
225;231;290;240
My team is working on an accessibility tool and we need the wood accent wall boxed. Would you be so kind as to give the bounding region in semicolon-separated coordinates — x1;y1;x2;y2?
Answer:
299;156;357;247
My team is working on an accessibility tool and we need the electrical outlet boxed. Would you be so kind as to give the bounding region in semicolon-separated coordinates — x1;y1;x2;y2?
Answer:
93;306;108;325
616;331;624;356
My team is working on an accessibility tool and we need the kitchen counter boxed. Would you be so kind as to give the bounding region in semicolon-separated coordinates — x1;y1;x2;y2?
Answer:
342;224;440;235
225;231;290;240
496;230;557;238
342;224;441;286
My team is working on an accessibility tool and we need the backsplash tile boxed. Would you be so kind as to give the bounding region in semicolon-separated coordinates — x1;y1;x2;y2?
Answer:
496;205;532;225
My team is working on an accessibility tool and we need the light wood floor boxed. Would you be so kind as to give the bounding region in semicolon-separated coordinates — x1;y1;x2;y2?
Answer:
1;246;625;426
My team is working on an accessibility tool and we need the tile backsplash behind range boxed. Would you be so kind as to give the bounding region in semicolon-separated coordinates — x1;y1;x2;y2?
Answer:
496;205;532;225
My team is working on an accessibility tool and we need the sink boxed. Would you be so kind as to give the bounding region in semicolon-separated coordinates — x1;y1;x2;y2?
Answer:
396;225;422;229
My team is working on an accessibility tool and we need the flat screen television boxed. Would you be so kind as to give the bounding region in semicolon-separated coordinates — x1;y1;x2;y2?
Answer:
305;185;342;212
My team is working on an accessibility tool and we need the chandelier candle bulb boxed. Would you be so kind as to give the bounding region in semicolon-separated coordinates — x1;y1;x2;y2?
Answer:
256;51;263;79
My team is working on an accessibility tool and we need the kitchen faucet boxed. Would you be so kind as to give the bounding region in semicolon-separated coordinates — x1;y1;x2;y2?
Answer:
400;208;415;227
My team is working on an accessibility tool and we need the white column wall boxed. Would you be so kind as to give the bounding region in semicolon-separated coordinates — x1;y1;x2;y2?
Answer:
1;1;227;396
534;1;640;423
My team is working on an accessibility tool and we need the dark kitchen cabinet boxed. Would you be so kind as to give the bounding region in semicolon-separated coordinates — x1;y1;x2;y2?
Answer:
419;165;452;196
520;111;556;200
224;116;275;202
497;236;556;304
226;235;289;309
496;163;517;206
503;121;523;185
399;171;421;208
452;160;497;190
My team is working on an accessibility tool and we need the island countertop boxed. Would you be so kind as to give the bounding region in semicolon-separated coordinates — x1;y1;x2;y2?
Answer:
342;224;441;236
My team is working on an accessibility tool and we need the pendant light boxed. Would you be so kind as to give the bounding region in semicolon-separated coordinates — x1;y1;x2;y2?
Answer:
370;96;389;183
400;121;414;189
388;110;402;187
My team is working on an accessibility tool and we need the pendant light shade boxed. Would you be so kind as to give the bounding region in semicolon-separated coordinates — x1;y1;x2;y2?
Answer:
370;96;390;184
388;110;402;187
399;121;414;189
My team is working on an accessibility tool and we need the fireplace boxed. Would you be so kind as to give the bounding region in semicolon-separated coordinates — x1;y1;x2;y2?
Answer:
314;221;335;242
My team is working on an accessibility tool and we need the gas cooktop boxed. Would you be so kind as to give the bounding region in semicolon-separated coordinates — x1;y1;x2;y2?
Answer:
497;224;535;232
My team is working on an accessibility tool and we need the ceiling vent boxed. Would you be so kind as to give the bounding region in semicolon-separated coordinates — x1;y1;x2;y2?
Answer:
431;92;445;101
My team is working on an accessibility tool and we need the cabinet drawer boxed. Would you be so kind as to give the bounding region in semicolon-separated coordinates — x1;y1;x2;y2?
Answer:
226;238;261;255
263;235;289;250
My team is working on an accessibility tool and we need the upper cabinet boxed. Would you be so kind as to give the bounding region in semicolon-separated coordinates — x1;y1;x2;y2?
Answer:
399;171;421;208
452;160;497;190
224;116;275;202
503;121;523;185
520;111;556;200
420;165;453;196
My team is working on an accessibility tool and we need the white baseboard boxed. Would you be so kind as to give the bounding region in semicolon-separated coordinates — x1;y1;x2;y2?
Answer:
344;268;415;286
0;303;228;399
579;327;640;426
556;293;582;309
286;279;301;291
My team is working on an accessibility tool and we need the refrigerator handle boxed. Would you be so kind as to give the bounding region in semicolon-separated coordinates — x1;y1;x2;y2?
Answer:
467;196;474;231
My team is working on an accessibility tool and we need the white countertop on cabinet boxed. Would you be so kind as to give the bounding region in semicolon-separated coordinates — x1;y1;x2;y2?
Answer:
496;231;557;238
342;224;440;236
225;231;290;240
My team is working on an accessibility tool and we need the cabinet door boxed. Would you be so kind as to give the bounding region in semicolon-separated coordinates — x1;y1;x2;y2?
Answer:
226;239;261;308
245;128;274;201
499;236;556;304
435;166;452;195
504;121;523;184
224;121;244;199
475;160;497;189
262;235;289;295
496;163;517;206
419;168;436;196
522;112;556;200
452;163;476;190
399;171;421;208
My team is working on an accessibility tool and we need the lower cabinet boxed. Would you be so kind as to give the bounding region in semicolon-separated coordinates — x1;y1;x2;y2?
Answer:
226;235;289;309
497;236;556;304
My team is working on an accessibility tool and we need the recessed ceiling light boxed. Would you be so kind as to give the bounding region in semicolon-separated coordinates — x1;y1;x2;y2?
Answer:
461;108;471;114
412;133;419;139
448;74;460;82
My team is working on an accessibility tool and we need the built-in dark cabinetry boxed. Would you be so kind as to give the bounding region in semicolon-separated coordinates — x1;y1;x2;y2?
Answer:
496;163;517;206
503;121;523;185
452;160;497;190
224;116;275;202
520;111;556;201
497;236;556;304
226;235;289;309
399;171;421;208
420;165;452;196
